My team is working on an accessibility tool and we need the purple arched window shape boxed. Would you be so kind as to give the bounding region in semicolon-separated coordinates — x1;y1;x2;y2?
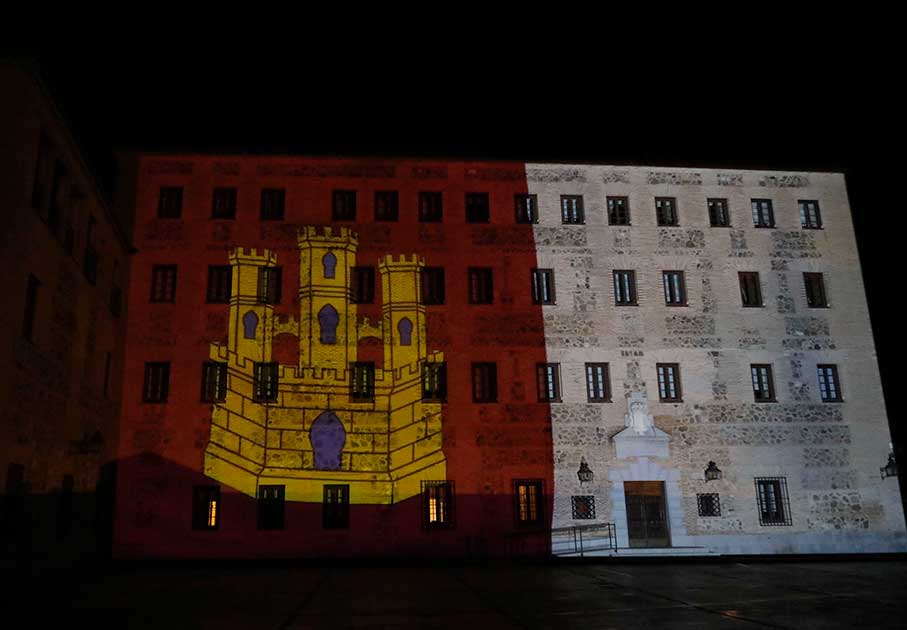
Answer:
310;411;346;470
397;317;413;346
242;311;258;339
318;304;339;344
322;252;337;279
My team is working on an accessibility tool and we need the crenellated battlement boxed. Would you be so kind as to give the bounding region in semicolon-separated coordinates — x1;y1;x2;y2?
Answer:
229;247;278;265
378;253;425;269
297;225;358;245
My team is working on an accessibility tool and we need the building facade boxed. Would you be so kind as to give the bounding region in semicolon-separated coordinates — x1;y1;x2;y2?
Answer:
0;64;132;566
112;153;905;558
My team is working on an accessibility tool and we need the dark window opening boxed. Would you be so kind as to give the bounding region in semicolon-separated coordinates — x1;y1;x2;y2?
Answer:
468;267;493;304
531;269;556;305
332;190;357;221
817;364;842;402
207;265;233;303
515;194;538;224
260;188;286;221
201;361;228;403
192;485;220;530
755;477;791;526
466;192;490;223
655;197;678;226
421;267;445;305
514;480;544;528
708;198;730;227
142;362;170;403
739;272;763;307
751;199;775;228
613;270;637;305
561;195;584;224
586;363;611;402
150;265;178;303
258;267;282;304
804;272;828;308
423;362;447;402
418;192;443;222
323;484;350;529
657;363;682;402
472;362;497;403
212;187;237;219
257;485;285;530
158;187;183;219
571;495;595;520
351;362;375;401
375;190;399;221
662;270;686;306
351;266;375;304
253;362;279;402
799;200;822;229
751;364;775;402
608;196;630;225
536;363;561;402
22;274;40;342
422;480;455;529
697;493;721;517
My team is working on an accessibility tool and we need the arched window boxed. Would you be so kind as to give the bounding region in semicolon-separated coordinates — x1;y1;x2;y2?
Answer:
310;411;346;471
242;311;258;339
322;252;337;279
318;304;339;344
397;317;413;346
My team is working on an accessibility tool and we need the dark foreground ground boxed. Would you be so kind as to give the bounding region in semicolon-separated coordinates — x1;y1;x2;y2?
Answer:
2;559;905;629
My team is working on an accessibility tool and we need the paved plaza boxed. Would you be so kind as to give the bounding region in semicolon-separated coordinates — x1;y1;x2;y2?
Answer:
2;559;906;628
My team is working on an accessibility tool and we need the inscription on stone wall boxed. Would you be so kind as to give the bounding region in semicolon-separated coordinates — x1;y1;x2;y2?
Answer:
717;173;744;186
759;174;810;188
526;168;586;182
602;170;630;184
257;163;396;178
646;171;703;185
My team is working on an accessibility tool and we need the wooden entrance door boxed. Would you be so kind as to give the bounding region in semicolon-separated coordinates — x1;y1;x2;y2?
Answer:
624;481;670;548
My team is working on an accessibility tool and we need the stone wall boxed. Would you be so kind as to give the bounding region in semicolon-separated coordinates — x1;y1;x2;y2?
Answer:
530;165;906;554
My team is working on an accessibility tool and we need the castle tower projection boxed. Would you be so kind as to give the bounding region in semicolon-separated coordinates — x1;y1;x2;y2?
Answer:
203;226;446;504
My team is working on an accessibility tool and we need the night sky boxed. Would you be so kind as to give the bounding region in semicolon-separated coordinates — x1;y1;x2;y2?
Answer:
21;48;902;465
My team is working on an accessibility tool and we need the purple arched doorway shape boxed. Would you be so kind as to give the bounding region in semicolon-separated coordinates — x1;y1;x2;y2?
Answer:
310;411;346;470
322;252;337;279
397;317;413;345
318;304;339;343
242;311;258;339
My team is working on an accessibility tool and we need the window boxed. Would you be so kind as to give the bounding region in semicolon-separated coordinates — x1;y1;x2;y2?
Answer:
662;270;686;306
751;199;775;228
207;265;232;303
103;352;112;398
738;272;763;307
560;195;584;224
467;267;493;304
585;363;611;402
421;267;445;305
418;192;443;222
332;189;356;221
150;265;177;303
142;362;170;403
707;198;730;227
322;252;337;279
22;274;39;342
83;215;99;285
655;197;678;226
351;362;375;401
422;480;455;529
697;493;721;517
157;186;183;219
465;192;490;223
422;362;447;402
201;361;228;403
531;269;556;305
211;187;237;219
375;190;399;221
192;485;220;530
258;267;282;304
755;477;791;526
323;485;350;529
350;266;375;304
260;188;285;221
31;131;52;214
656;363;682;402
607;196;630;225
571;496;595;520
514;480;544;528
253;362;279;402
47;160;66;235
817;364;842;402
613;270;637;305
515;194;538;224
535;363;561;402
803;272;828;308
471;362;497;403
799;200;822;229
257;485;285;530
751;364;775;402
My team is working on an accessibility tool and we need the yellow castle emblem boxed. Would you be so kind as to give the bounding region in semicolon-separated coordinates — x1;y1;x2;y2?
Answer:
204;226;446;504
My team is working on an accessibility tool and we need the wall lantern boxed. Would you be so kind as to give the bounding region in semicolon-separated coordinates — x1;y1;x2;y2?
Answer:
577;458;594;484
880;453;898;479
704;461;723;482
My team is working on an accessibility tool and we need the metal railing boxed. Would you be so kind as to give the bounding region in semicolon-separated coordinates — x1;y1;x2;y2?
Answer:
550;522;618;557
